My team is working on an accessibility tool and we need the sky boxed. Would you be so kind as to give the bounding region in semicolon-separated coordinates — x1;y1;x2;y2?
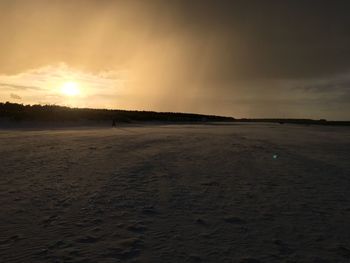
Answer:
0;0;349;120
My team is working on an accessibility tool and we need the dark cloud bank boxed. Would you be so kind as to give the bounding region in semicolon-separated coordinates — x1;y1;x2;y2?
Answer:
0;0;349;119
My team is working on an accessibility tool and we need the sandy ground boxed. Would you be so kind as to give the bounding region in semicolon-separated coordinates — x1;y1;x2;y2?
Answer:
0;123;349;263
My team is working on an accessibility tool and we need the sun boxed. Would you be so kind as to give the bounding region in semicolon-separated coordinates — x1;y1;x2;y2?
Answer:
61;81;80;96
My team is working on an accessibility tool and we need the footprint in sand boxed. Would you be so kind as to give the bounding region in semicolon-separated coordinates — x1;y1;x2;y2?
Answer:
75;235;99;243
142;206;158;215
127;223;147;233
239;258;262;263
102;237;143;260
224;216;246;224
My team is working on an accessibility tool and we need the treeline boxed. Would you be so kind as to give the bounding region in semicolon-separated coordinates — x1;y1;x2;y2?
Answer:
237;118;350;126
0;102;234;123
1;102;348;126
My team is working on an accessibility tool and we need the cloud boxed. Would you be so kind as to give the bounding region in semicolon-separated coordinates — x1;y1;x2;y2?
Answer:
0;1;349;119
10;93;22;100
293;74;350;93
0;63;124;89
0;63;126;108
0;83;42;90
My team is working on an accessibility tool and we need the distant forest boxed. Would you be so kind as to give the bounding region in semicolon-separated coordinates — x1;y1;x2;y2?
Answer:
237;118;350;126
0;102;349;126
0;102;234;123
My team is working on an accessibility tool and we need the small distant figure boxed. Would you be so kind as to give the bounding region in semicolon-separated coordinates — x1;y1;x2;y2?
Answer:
112;119;116;127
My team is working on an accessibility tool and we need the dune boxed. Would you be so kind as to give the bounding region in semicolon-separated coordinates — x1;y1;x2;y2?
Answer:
0;123;349;262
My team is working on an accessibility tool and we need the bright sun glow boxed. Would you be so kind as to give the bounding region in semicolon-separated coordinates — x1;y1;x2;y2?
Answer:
61;81;80;96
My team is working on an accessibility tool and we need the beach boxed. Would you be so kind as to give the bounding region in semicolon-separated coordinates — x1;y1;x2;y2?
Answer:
0;123;349;262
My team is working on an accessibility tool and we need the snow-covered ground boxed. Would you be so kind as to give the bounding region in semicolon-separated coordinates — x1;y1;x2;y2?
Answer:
0;123;349;262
